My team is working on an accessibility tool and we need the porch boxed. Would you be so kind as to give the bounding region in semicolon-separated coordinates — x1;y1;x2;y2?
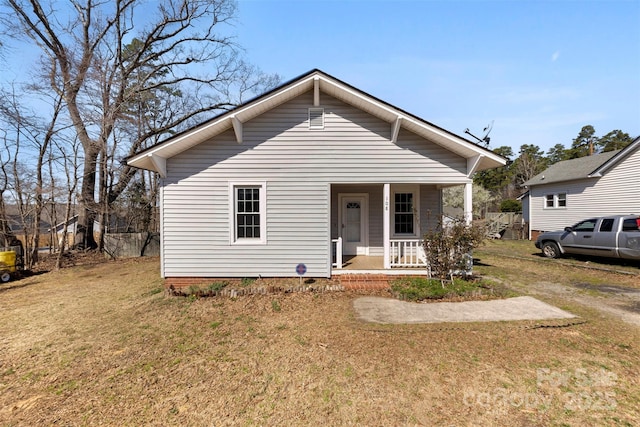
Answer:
331;238;432;275
330;182;473;276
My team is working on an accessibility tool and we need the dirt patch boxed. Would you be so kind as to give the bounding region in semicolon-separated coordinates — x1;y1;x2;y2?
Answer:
29;250;121;273
475;240;640;327
573;282;640;295
619;300;640;314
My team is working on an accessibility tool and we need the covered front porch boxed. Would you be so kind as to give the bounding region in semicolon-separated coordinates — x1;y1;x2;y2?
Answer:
329;182;472;275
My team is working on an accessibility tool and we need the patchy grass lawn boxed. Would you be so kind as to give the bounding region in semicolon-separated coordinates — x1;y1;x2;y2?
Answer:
390;276;515;302
476;239;640;289
0;252;639;426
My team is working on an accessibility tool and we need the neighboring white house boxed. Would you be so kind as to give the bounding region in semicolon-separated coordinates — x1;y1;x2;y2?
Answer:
522;137;640;240
127;69;506;286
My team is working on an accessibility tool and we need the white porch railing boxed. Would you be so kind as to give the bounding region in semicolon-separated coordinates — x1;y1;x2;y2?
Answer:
331;237;343;269
390;239;428;268
331;237;429;270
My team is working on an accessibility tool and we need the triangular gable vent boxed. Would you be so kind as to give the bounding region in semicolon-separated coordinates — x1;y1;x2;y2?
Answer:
308;107;324;129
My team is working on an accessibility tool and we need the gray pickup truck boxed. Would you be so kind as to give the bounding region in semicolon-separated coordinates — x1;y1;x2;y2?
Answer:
535;215;640;261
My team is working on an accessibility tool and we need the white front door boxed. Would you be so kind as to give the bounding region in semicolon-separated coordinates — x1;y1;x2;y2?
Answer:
339;194;368;256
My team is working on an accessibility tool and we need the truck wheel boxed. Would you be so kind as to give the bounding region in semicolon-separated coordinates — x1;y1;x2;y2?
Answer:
0;271;10;282
541;241;561;259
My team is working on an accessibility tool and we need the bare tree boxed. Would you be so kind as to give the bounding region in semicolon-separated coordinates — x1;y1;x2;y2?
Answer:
0;83;65;267
53;137;81;270
1;0;278;249
513;144;546;188
0;129;15;248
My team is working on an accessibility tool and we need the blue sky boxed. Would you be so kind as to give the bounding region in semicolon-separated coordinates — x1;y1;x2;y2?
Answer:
235;0;640;155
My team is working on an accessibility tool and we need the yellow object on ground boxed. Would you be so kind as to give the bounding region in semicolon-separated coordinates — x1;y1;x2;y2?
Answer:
0;251;17;273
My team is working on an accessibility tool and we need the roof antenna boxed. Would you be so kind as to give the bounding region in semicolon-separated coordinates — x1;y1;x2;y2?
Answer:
464;120;494;147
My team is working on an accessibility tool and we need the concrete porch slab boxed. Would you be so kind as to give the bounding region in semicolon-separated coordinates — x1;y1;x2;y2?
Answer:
353;296;577;324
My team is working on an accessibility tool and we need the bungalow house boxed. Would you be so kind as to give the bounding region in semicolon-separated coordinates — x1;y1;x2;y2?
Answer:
522;136;640;240
127;69;506;287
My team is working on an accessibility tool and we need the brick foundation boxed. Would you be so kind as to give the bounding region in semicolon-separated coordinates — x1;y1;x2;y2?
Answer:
338;274;392;290
165;277;244;289
164;274;397;292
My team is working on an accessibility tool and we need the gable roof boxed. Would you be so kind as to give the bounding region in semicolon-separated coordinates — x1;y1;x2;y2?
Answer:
523;136;640;187
523;150;619;187
589;136;640;177
127;69;506;176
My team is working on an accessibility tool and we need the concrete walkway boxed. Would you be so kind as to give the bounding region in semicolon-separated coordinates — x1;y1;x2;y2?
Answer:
353;296;576;324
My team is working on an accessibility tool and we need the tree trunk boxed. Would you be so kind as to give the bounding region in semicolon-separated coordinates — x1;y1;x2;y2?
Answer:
0;195;15;248
75;145;99;249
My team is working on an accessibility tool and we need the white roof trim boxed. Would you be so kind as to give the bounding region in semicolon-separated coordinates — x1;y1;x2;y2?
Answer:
391;116;403;144
589;136;640;177
231;115;243;144
313;76;320;106
467;155;484;178
148;153;166;178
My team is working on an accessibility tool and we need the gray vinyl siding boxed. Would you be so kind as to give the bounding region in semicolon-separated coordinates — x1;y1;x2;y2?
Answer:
161;91;467;277
529;147;640;233
419;185;442;233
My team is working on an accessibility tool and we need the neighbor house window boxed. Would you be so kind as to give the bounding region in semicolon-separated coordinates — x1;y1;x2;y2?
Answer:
394;192;414;234
230;182;266;244
557;193;567;207
544;192;567;209
545;194;554;208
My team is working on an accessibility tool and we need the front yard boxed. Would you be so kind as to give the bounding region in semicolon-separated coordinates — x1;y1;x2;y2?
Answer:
0;244;638;425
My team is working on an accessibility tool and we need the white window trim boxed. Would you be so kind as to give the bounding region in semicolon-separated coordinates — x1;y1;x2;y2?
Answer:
543;192;567;209
391;184;420;238
229;181;267;245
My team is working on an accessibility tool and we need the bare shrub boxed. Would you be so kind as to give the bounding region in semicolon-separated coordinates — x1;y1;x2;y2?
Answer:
422;217;487;283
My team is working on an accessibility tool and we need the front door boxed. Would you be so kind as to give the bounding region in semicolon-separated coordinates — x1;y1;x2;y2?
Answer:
339;194;368;255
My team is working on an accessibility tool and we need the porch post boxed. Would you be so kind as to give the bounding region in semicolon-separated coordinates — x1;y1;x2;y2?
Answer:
383;183;391;269
463;182;473;225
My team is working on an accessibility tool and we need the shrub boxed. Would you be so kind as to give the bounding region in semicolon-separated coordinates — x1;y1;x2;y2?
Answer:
422;217;486;282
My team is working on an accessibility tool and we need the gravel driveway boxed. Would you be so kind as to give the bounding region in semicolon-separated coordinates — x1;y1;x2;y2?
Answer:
522;280;640;327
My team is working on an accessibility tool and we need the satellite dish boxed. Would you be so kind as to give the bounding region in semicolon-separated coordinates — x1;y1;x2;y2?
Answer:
464;120;494;147
481;120;494;144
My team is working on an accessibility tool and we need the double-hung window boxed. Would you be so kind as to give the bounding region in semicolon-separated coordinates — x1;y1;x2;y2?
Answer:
544;192;567;209
557;193;567;207
230;182;266;244
394;193;414;235
392;185;419;237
